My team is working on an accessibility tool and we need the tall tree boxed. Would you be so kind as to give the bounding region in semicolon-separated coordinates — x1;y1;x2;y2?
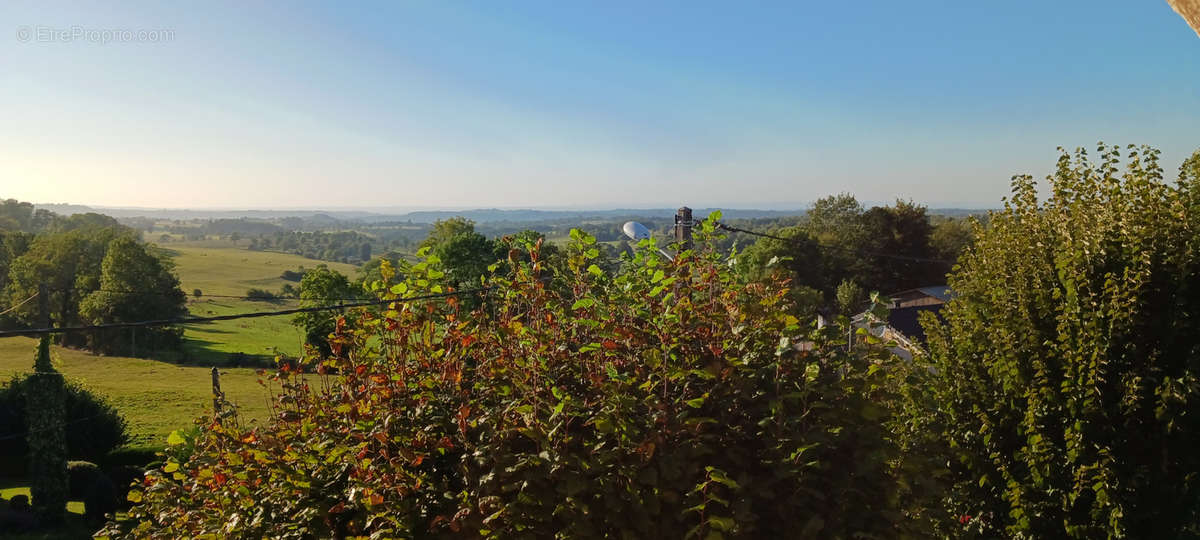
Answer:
740;195;944;311
293;266;361;356
929;216;975;263
434;232;495;288
0;199;55;233
78;237;187;355
419;217;477;250
418;218;497;289
5;226;131;345
859;200;943;291
0;230;32;303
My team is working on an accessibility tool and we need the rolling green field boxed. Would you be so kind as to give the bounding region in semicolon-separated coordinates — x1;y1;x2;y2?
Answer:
1;246;355;449
0;246;347;535
0;336;274;448
168;245;359;364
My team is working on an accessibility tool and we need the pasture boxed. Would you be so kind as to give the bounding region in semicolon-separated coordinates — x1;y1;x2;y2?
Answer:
0;337;274;449
167;245;359;364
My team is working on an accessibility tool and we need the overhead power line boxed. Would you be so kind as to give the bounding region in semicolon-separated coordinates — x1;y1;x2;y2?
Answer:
714;222;957;266
0;287;491;338
60;288;369;303
0;292;40;317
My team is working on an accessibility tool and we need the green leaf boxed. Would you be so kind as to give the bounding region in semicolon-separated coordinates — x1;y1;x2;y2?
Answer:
572;298;595;310
708;469;739;489
708;516;735;532
167;430;186;446
804;363;819;382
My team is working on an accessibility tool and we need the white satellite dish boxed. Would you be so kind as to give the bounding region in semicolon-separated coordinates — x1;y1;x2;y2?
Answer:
621;220;674;261
622;221;651;241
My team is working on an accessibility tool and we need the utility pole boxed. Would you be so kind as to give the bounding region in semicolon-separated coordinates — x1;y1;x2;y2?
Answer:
674;206;693;250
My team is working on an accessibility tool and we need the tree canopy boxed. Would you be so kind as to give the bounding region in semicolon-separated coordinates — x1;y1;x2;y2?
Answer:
293;266;362;356
78;237;187;355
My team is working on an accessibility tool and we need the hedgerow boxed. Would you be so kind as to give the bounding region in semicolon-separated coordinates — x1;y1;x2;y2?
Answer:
100;214;913;539
897;145;1200;537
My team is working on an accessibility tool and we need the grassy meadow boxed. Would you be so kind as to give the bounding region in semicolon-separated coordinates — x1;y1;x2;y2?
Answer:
0;336;274;449
167;244;359;364
0;244;348;535
1;244;356;449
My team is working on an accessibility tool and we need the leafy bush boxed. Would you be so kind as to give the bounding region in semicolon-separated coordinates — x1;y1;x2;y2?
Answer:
898;144;1200;537
102;215;913;538
68;460;118;523
0;373;129;468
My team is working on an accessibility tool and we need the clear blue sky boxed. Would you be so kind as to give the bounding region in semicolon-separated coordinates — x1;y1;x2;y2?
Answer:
1;1;1197;209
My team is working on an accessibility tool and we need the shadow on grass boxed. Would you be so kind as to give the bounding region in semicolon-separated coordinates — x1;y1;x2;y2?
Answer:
175;336;278;368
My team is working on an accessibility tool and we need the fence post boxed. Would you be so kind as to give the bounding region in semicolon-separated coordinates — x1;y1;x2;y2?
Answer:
674;206;693;250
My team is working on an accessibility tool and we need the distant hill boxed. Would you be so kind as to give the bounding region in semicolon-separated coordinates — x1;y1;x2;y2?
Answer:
36;203;990;224
390;208;806;224
35;204;384;221
36;205;809;223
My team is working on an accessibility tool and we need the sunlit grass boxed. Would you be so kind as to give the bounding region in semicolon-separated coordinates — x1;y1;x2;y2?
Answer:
0;337;275;449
